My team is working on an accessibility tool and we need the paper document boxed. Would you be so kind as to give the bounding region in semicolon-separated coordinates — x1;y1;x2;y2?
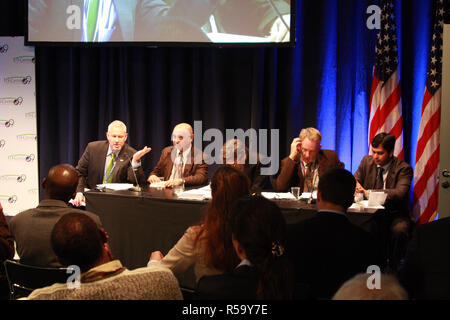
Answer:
300;191;317;200
96;183;134;191
261;192;297;200
150;182;166;188
177;185;212;201
348;201;384;214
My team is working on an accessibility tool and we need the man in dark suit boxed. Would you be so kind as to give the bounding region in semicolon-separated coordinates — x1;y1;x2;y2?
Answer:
287;168;380;300
354;133;413;271
398;217;450;300
9;164;102;268
275;127;344;193
147;123;208;188
354;132;413;220
73;120;150;206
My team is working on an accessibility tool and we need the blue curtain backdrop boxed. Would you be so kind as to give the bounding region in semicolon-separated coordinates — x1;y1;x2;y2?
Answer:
0;0;439;200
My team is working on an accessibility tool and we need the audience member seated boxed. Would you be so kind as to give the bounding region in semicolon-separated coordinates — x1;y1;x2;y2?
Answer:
9;164;102;267
398;217;450;300
148;166;250;282
287;168;381;299
196;195;293;300
0;202;15;299
221;138;269;193
333;273;408;300
25;212;182;300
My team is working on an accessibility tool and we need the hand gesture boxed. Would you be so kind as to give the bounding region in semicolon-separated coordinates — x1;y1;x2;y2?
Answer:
132;146;151;163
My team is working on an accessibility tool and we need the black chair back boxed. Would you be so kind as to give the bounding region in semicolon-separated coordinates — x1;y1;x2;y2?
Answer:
3;260;69;299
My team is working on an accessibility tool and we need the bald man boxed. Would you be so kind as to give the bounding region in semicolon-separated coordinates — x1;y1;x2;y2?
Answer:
9;164;102;268
148;123;208;188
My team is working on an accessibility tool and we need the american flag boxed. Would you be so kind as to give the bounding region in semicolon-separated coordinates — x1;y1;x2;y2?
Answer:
368;0;404;159
413;0;448;224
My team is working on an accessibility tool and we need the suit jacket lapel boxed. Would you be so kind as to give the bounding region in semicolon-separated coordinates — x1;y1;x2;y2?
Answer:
98;142;109;183
385;158;397;189
183;147;195;177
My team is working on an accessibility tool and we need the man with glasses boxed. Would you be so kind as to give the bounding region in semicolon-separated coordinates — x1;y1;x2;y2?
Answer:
147;123;208;188
275;127;344;193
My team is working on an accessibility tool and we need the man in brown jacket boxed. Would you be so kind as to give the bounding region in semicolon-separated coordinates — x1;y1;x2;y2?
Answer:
147;123;208;188
275;128;344;192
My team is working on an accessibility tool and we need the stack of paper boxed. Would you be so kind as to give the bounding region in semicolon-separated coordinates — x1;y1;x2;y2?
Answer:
348;201;384;214
177;186;212;201
261;192;297;200
96;183;134;191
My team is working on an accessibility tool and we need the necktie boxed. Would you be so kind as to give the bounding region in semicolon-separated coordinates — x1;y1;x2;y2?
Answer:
304;163;313;192
105;153;115;183
174;152;183;180
87;0;100;41
375;167;384;190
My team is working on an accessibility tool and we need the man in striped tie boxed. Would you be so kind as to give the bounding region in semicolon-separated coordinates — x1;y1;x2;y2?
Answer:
73;120;151;206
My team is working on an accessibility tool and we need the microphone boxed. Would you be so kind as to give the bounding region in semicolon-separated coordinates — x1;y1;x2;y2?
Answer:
308;166;316;205
267;0;290;33
125;154;142;193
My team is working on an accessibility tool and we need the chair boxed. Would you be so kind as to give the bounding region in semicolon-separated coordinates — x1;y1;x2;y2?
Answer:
3;260;69;299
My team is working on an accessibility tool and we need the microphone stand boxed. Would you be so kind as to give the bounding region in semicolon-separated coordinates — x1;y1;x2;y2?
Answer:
307;166;316;205
125;154;142;194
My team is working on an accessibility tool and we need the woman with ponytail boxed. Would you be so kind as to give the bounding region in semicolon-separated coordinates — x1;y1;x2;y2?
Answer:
197;195;293;300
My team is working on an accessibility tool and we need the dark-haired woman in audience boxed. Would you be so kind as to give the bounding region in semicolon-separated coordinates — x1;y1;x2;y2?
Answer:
148;166;250;282
196;195;294;300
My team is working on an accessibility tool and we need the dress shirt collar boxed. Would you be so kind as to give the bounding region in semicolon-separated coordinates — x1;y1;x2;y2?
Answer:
236;259;252;268
376;158;393;172
176;145;192;164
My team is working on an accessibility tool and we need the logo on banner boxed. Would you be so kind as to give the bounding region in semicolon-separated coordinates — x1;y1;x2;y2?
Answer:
8;153;35;162
0;119;15;127
17;134;37;142
0;195;18;204
25;112;36;119
0;139;5;148
0;97;23;106
28;188;39;195
0;174;27;183
13;56;35;64
0;44;8;54
4;76;32;85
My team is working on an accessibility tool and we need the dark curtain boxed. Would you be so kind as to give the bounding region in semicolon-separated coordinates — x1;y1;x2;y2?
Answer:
1;0;444;202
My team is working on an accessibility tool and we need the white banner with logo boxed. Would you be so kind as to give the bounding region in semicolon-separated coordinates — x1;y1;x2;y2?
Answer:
0;37;38;216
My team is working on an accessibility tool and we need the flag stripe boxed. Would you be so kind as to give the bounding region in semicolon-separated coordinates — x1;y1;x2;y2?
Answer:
415;102;441;162
417;182;439;224
412;0;445;224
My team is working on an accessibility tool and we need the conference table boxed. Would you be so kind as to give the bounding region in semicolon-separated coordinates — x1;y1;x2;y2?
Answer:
85;186;384;289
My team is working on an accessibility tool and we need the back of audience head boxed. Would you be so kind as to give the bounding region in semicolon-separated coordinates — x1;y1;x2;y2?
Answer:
43;164;79;202
51;212;111;273
198;166;250;272
318;168;356;211
333;273;408;300
231;195;293;300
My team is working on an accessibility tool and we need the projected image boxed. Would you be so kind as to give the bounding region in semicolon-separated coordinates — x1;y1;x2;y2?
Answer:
28;0;292;44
